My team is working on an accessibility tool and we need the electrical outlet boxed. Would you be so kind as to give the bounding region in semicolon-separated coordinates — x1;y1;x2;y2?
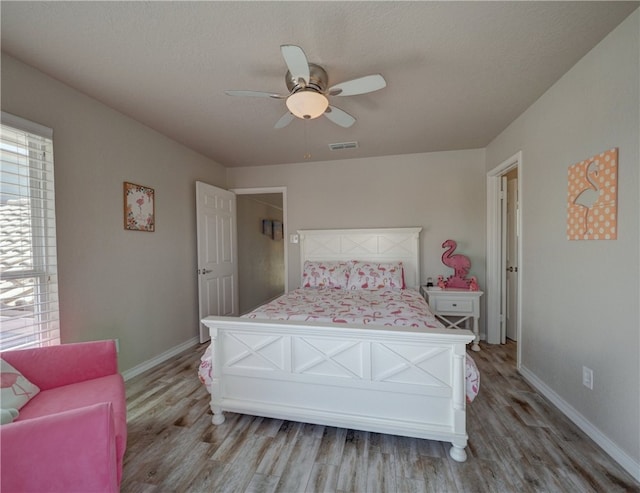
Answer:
290;234;299;244
582;366;593;390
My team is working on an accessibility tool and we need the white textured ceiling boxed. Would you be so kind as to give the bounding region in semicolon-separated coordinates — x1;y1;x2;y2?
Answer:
1;1;638;167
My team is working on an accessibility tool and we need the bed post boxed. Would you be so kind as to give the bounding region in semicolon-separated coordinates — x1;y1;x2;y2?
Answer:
449;346;468;462
209;326;225;425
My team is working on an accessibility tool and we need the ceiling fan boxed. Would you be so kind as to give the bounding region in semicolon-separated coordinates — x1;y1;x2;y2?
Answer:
225;45;387;129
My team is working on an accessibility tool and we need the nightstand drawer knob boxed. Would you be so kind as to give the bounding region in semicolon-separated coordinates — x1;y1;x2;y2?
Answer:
435;299;474;312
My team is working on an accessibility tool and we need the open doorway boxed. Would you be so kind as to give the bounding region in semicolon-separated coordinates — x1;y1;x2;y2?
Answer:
233;187;287;314
486;152;522;367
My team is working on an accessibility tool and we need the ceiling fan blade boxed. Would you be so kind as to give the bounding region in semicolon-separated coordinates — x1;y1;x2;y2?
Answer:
225;90;285;99
324;106;356;128
328;74;387;96
274;112;295;129
281;45;310;84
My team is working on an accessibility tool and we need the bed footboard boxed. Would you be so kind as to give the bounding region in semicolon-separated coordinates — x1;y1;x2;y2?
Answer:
202;316;475;462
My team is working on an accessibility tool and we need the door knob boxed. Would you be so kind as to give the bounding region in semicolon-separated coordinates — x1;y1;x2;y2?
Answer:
507;266;518;272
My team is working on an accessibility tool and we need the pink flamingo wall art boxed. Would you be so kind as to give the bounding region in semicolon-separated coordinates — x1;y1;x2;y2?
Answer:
572;160;600;236
567;148;618;240
441;239;472;289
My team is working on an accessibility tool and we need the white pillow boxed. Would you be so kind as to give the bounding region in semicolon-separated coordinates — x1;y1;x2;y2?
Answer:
1;408;19;425
0;358;40;410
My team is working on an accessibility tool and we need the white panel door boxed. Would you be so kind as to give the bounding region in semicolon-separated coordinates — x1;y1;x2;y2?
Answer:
196;181;238;343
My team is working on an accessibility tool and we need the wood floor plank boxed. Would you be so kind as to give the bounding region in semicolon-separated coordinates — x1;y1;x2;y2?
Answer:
393;476;427;493
305;463;340;493
184;460;229;492
394;435;426;480
315;426;348;466
365;449;396;493
160;441;218;490
254;417;285;438
245;472;280;493
120;341;640;492
275;425;323;492
336;429;370;492
212;435;274;493
420;456;459;493
255;420;304;477
211;414;262;463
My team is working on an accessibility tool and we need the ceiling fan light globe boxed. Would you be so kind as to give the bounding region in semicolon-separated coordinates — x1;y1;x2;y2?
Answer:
286;91;329;120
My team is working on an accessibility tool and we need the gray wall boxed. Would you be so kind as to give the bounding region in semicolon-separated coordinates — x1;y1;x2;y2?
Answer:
227;149;487;332
237;195;284;314
486;10;639;466
1;54;227;372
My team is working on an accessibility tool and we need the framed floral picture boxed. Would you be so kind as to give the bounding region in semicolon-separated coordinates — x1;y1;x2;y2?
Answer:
124;182;155;232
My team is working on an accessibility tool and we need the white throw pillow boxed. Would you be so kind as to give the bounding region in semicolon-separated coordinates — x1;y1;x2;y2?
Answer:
1;408;19;425
0;358;40;410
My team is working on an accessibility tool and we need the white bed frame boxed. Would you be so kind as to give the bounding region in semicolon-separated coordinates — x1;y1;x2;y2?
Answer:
201;228;475;461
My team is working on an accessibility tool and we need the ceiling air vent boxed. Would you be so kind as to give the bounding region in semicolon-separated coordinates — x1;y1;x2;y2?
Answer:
328;141;358;151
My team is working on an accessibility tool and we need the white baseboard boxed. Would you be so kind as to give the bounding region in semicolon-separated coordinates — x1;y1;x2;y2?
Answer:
122;337;200;382
519;365;640;483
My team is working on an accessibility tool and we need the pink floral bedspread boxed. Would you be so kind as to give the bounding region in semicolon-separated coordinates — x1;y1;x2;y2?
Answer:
245;287;443;328
198;288;480;402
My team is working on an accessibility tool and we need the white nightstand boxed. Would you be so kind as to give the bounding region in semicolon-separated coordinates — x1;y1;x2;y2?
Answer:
420;286;483;352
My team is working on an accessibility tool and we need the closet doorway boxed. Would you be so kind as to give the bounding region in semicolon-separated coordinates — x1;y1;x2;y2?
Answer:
486;152;522;365
233;187;287;314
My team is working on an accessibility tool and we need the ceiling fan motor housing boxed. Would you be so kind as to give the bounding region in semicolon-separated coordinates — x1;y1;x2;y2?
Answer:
286;63;328;94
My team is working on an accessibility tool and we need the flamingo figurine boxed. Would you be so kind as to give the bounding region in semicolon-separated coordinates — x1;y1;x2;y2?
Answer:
469;276;479;291
441;239;471;289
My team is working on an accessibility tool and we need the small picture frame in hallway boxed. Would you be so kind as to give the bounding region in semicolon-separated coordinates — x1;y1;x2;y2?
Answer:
262;219;272;237
272;220;283;241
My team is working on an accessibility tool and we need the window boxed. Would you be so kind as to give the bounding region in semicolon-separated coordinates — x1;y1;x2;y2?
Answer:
0;112;60;350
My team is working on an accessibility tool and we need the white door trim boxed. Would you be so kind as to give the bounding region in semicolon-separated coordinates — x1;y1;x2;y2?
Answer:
500;176;508;344
486;152;523;366
505;176;519;342
231;186;288;293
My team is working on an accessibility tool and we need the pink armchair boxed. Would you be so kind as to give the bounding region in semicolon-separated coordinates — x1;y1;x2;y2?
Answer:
1;340;127;493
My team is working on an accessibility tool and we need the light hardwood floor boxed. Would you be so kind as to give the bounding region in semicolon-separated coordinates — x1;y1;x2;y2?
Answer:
121;341;639;492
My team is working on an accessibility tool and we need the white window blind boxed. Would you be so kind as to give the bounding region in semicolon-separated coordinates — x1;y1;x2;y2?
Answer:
0;112;60;350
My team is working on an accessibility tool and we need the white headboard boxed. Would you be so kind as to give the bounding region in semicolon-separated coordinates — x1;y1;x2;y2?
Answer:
297;227;422;289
